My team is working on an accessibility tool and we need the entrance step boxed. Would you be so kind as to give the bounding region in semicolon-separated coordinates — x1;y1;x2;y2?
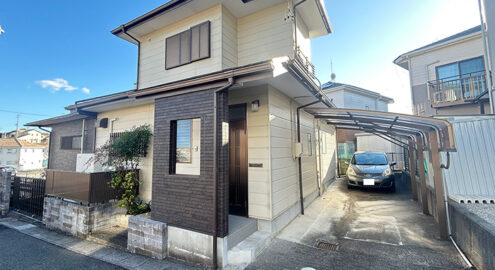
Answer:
227;215;257;250
227;231;271;265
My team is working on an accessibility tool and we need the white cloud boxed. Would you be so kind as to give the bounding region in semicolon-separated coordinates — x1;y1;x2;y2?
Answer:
37;78;77;92
36;78;91;94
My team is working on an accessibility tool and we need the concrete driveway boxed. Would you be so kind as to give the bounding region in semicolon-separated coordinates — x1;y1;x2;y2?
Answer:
247;177;468;269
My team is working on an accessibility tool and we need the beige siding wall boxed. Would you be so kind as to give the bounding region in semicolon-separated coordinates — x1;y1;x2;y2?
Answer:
317;121;337;185
136;3;314;89
296;14;311;60
237;3;293;66
138;5;223;89
268;86;318;218
409;36;483;86
228;86;271;220
95;103;155;202
221;6;238;69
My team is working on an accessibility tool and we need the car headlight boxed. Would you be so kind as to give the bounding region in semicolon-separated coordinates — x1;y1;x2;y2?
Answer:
382;168;392;176
347;166;357;176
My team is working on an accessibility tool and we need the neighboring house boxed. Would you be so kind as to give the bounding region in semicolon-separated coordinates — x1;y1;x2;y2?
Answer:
4;129;26;138
321;82;394;167
27;0;337;266
394;25;490;116
322;82;393;111
0;138;47;171
17;129;49;144
3;129;49;143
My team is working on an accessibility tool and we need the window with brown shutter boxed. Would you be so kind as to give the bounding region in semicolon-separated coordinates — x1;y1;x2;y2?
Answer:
165;21;210;70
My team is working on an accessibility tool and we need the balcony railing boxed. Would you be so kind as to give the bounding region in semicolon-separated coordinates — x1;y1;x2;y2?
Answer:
428;73;487;108
295;46;315;76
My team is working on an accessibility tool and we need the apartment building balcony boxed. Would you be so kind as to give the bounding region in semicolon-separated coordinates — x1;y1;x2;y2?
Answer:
428;72;487;108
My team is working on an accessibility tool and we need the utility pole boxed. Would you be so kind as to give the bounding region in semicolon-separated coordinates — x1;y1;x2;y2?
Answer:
15;113;20;138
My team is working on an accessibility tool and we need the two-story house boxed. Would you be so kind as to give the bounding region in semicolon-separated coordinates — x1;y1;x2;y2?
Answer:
28;0;336;266
394;25;491;116
0;138;47;171
321;82;394;173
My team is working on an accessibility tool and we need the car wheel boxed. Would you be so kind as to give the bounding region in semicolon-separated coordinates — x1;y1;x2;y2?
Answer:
347;184;354;190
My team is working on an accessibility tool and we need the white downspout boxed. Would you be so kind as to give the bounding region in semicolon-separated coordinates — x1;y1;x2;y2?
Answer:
80;119;85;154
479;0;495;113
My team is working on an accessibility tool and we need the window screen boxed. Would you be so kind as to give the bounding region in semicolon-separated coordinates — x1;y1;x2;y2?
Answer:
165;21;210;69
170;118;201;175
176;120;192;163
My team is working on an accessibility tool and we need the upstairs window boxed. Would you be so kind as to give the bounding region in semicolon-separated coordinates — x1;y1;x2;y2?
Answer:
165;21;211;69
436;56;485;82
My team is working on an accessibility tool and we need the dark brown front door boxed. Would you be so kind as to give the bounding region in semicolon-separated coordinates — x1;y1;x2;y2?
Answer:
229;104;248;216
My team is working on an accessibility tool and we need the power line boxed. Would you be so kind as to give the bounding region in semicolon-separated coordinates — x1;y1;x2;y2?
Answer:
0;108;53;117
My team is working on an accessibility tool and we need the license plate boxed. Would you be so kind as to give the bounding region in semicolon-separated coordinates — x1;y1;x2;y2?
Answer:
363;179;375;186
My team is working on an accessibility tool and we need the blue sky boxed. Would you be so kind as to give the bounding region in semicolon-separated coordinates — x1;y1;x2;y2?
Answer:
0;0;481;132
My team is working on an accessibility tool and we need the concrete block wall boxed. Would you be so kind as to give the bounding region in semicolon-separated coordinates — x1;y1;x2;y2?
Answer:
43;196;127;237
449;201;495;270
127;215;167;259
0;172;11;216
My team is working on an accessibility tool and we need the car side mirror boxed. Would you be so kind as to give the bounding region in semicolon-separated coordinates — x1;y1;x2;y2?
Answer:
390;162;397;166
344;161;349;165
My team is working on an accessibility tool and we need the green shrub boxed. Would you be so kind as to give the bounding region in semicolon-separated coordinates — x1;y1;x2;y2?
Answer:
92;125;152;215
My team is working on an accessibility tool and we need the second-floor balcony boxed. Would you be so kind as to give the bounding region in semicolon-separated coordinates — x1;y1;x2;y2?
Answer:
428;72;487;108
295;46;316;76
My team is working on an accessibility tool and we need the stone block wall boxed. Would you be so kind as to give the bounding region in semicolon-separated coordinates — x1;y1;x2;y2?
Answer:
0;172;11;216
127;215;167;259
43;196;127;237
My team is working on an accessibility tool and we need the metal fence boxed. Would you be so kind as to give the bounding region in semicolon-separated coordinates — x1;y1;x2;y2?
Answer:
436;116;495;199
10;176;46;218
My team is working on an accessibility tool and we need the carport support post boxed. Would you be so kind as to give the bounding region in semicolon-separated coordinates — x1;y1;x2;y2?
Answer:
428;131;449;240
408;141;418;201
416;135;429;215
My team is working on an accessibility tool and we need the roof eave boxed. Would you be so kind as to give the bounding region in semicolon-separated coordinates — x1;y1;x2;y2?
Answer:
394;29;482;69
110;0;188;38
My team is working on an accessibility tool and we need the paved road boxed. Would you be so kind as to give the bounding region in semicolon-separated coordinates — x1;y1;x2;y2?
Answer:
0;224;124;270
247;178;467;269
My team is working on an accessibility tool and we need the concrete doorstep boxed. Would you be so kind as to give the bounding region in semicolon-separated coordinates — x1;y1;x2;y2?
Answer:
0;215;201;270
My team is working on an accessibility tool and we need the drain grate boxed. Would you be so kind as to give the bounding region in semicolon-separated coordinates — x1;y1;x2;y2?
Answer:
315;241;339;251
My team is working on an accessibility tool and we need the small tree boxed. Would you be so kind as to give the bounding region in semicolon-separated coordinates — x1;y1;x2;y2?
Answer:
91;125;152;215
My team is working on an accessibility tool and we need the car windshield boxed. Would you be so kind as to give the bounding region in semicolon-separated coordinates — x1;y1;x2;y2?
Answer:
352;153;388;165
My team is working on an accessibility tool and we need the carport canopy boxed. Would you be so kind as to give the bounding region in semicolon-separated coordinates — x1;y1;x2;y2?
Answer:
304;108;456;152
305;107;457;239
